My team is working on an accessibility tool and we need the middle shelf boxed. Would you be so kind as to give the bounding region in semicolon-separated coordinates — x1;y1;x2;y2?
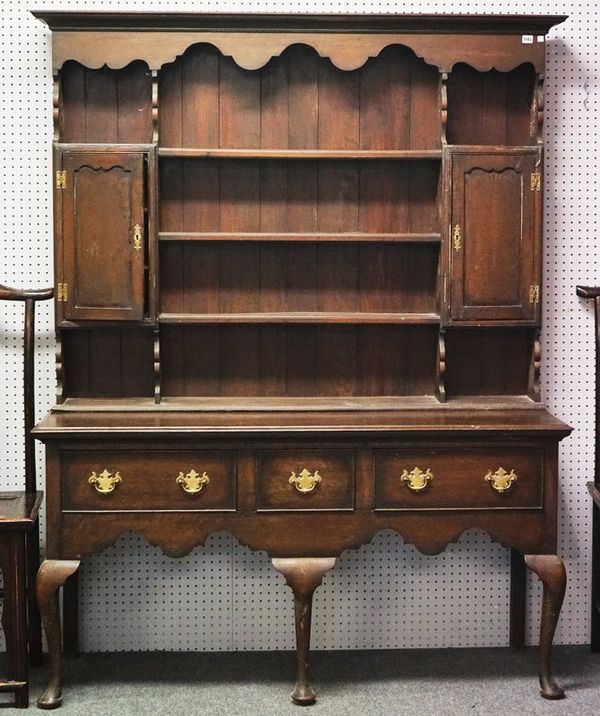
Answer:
158;312;441;324
159;158;440;237
158;241;439;318
158;232;442;243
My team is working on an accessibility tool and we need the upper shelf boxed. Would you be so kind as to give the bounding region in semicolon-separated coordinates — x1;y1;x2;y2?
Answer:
33;12;567;73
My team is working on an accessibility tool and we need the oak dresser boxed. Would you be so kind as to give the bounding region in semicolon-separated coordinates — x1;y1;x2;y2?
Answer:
30;11;571;708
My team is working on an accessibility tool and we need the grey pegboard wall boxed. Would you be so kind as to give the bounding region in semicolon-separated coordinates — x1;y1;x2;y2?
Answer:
0;0;595;653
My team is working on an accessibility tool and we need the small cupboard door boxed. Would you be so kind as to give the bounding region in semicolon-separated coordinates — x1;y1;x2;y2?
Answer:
57;152;145;322
450;152;540;322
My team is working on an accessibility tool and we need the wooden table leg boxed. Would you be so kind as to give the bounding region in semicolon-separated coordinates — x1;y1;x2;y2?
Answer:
592;500;600;651
62;570;79;657
0;533;28;708
524;554;566;699
272;557;336;705
36;559;80;710
510;548;526;650
26;524;43;667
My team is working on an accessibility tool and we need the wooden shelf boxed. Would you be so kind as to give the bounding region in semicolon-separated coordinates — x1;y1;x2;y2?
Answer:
158;148;443;160
53;395;544;413
158;312;441;325
445;144;540;154
158;232;442;244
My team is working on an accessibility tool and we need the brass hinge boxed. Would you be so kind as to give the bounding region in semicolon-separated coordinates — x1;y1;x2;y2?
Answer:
56;283;68;302
55;170;67;189
529;284;540;304
452;224;462;252
530;171;541;192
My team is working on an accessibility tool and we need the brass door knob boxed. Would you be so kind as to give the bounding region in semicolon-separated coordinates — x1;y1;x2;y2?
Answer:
401;467;433;491
289;469;321;494
89;469;122;495
176;469;210;494
485;467;517;493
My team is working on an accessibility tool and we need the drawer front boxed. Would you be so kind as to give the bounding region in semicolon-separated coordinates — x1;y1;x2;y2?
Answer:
62;451;236;511
256;450;354;511
374;448;543;510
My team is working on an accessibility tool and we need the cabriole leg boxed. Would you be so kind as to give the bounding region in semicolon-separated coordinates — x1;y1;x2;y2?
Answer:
36;559;80;709
524;554;567;700
272;557;336;705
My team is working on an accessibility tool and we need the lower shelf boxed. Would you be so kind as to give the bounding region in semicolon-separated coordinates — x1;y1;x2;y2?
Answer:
54;395;543;413
158;312;441;324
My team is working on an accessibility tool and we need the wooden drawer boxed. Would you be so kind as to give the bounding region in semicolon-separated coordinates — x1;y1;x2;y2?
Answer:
374;447;543;510
256;450;354;511
62;450;236;511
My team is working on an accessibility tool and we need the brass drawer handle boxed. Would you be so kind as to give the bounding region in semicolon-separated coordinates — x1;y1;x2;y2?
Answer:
176;469;210;494
485;467;517;493
289;469;321;494
401;467;433;491
88;469;122;495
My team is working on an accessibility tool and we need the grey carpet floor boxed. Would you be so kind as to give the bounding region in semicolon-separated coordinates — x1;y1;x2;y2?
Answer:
2;646;600;715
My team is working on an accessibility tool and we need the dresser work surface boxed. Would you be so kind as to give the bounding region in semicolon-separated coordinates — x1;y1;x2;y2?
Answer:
30;11;571;709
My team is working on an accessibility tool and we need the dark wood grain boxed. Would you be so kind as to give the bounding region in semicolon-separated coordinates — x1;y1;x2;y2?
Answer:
159;159;440;235
33;12;568;35
445;329;531;397
34;406;572;437
61;61;152;143
0;535;28;707
58;151;146;322
578;291;600;649
62;328;154;399
450;151;538;323
159;242;438;316
34;11;572;708
256;450;354;511
447;63;535;146
160;325;437;398
183;45;220;148
159;44;439;152
524;555;567;699
374;447;543;510
590;484;600;651
272;557;336;705
62;450;236;511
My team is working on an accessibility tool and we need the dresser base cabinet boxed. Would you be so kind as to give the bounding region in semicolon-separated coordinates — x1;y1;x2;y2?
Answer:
31;10;570;708
33;408;570;706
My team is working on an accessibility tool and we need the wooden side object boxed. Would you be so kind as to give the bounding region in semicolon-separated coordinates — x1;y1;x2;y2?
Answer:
576;285;600;650
30;11;571;707
0;283;52;707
